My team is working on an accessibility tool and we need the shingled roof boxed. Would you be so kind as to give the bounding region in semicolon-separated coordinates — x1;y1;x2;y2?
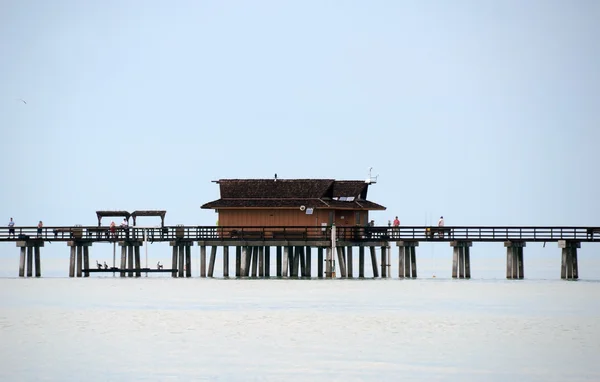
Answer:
201;179;386;210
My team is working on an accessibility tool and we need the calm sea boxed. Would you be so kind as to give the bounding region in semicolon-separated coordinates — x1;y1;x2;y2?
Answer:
1;277;599;381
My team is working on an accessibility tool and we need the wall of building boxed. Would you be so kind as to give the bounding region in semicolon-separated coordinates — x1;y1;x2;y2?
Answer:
218;209;369;227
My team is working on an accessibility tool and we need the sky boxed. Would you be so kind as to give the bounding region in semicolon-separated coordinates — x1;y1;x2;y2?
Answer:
1;1;599;275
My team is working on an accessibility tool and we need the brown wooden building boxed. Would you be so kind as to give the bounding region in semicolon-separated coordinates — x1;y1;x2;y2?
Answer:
201;178;386;227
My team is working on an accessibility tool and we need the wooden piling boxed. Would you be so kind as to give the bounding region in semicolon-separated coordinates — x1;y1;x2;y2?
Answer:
19;247;26;278
276;246;282;277
236;246;241;277
26;246;33;278
84;246;90;277
452;247;459;279
296;246;304;278
369;246;379;278
223;246;229;277
450;241;472;279
516;247;523;279
34;246;41;277
178;245;184;278
325;247;331;278
186;245;192;278
208;246;217;277
458;246;464;278
505;241;525;279
200;245;207;278
288;246;295;276
128;246;135;277
398;246;404;278
246;246;253;277
76;245;83;278
410;246;417;278
258;246;264;277
250;247;258;277
171;246;177;278
134;246;141;277
121;246;127;277
359;246;365;278
264;246;270;277
464;246;471;279
380;246;387;278
559;240;580;280
337;247;347;278
281;246;289;277
305;246;311;278
347;246;353;278
240;246;248;277
404;247;411;277
317;247;323;278
572;248;579;279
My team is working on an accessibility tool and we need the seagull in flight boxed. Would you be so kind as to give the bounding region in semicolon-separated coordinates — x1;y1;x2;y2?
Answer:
18;98;27;104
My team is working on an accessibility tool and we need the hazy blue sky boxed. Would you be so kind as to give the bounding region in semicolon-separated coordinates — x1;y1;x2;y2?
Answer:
2;0;599;229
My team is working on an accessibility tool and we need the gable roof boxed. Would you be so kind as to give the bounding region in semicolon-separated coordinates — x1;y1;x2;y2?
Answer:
201;179;386;210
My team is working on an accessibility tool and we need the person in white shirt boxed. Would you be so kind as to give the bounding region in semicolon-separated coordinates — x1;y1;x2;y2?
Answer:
8;218;15;238
437;216;445;238
121;218;129;238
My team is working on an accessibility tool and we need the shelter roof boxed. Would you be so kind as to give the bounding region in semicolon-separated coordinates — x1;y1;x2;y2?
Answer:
201;179;385;211
131;210;166;218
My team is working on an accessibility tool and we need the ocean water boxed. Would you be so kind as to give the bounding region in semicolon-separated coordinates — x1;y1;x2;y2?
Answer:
1;277;599;381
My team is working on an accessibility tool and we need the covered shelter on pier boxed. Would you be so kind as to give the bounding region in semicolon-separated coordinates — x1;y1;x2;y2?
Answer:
96;211;131;227
131;210;166;227
200;178;386;227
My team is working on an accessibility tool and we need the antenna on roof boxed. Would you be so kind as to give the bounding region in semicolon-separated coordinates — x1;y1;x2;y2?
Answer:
365;167;378;184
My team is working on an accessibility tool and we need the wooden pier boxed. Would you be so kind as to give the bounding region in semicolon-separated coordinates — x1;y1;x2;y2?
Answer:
2;225;598;280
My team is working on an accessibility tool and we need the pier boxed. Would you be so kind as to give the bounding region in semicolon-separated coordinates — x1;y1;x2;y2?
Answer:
1;225;598;280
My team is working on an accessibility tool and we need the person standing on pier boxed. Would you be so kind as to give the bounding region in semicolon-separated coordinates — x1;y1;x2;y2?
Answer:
393;216;400;238
437;216;445;238
110;221;116;239
8;218;15;238
37;221;43;238
121;218;129;239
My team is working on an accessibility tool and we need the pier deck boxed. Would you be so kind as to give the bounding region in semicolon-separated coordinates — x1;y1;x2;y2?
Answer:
1;225;598;243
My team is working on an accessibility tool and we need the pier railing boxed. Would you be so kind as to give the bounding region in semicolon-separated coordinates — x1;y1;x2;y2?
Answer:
0;226;598;242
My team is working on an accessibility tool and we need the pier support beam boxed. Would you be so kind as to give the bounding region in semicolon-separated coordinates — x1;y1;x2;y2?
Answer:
336;247;347;278
118;241;144;278
264;246;270;277
504;241;525;279
66;241;91;278
17;241;44;278
223;246;229;278
236;246;242;277
317;247;323;278
559;240;579;280
276;246;282;277
171;246;177;278
397;241;418;278
346;246;353;278
282;247;289;277
84;246;90;277
450;241;472;279
208;246;217;277
170;241;194;278
370;246;379;278
325;247;335;278
304;246;311;278
358;246;365;278
381;246;389;278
